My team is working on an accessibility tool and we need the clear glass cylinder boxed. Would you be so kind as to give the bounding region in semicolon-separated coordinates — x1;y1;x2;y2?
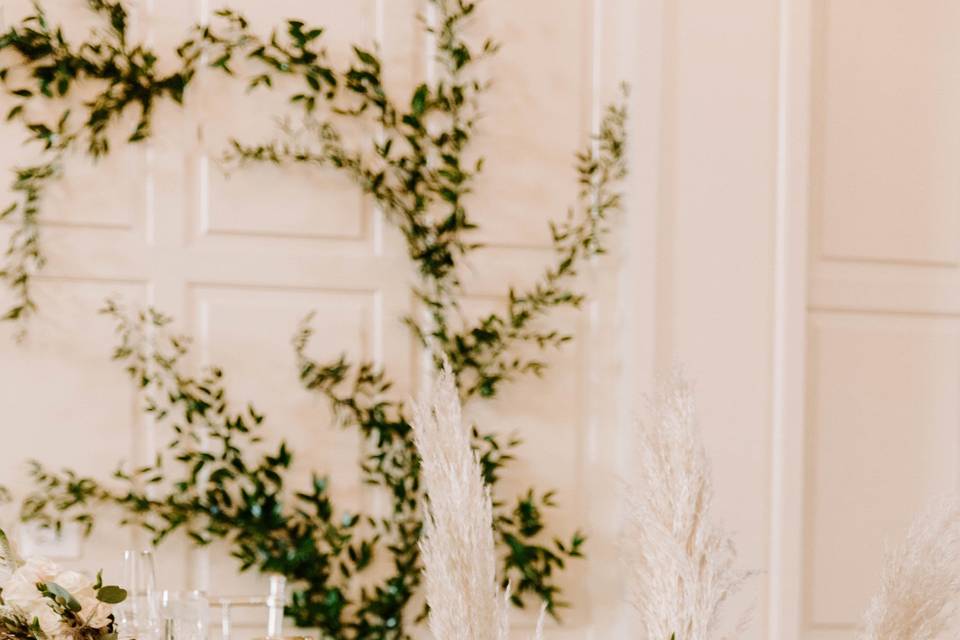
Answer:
266;574;286;638
117;549;160;640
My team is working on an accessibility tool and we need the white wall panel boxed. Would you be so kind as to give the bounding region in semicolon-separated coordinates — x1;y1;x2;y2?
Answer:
656;0;780;637
470;1;589;248
805;312;960;629
0;279;148;580
202;164;370;242
196;1;378;246
189;284;373;494
800;2;960;638
813;0;960;266
44;150;145;229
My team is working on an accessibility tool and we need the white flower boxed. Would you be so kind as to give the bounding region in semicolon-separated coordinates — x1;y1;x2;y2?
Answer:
2;557;64;637
0;558;113;636
54;570;112;629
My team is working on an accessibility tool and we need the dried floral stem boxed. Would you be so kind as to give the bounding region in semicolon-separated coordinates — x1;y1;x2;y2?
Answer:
413;364;548;640
626;372;751;640
860;498;960;640
412;364;509;640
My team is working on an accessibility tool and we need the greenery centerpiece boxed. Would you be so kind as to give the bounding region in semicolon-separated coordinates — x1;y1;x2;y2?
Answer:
0;0;629;638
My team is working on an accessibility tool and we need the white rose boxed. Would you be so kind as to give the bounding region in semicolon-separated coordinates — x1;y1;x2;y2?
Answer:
2;559;64;637
0;559;115;637
3;557;60;588
18;601;62;638
0;559;13;587
53;570;112;629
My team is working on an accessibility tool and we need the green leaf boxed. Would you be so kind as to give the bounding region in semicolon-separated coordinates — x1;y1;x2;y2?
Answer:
29;616;45;640
352;46;378;68
96;585;127;604
42;581;82;612
0;528;21;573
411;84;428;116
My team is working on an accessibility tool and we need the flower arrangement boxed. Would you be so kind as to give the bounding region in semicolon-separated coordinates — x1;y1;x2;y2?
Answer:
0;530;126;640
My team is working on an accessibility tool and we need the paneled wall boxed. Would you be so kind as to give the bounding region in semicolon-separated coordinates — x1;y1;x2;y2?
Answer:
1;0;956;639
800;1;960;638
647;0;960;639
0;0;636;638
652;0;780;634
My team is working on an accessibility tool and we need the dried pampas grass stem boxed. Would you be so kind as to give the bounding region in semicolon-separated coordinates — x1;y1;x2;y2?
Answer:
860;498;960;640
627;371;751;640
413;364;529;640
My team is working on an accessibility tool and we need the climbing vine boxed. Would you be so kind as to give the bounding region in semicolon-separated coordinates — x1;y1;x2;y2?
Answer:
0;1;628;638
0;0;196;326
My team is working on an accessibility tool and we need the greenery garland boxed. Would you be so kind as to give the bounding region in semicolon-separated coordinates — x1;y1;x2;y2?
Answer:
0;1;628;638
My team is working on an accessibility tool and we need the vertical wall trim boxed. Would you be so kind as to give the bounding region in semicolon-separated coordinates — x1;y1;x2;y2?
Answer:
769;0;811;637
652;0;676;373
584;0;608;636
371;0;386;257
582;0;663;634
135;0;158;558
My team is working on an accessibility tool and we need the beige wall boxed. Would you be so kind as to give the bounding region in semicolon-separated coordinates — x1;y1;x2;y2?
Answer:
648;1;960;639
656;0;780;635
801;2;960;639
0;0;955;638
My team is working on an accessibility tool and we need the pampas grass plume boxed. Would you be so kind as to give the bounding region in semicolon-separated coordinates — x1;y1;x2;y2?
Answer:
626;371;751;640
412;364;516;640
860;498;960;640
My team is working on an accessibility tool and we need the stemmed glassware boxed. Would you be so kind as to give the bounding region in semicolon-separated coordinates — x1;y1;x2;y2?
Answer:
114;549;287;640
116;550;160;640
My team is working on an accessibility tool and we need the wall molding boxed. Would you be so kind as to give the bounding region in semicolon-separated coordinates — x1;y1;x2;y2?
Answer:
769;0;812;637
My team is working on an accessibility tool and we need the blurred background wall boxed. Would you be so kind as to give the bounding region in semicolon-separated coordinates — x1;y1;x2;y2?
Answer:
1;1;955;639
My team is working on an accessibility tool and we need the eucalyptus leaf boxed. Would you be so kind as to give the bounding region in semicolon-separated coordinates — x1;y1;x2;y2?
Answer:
41;581;82;612
96;585;127;604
